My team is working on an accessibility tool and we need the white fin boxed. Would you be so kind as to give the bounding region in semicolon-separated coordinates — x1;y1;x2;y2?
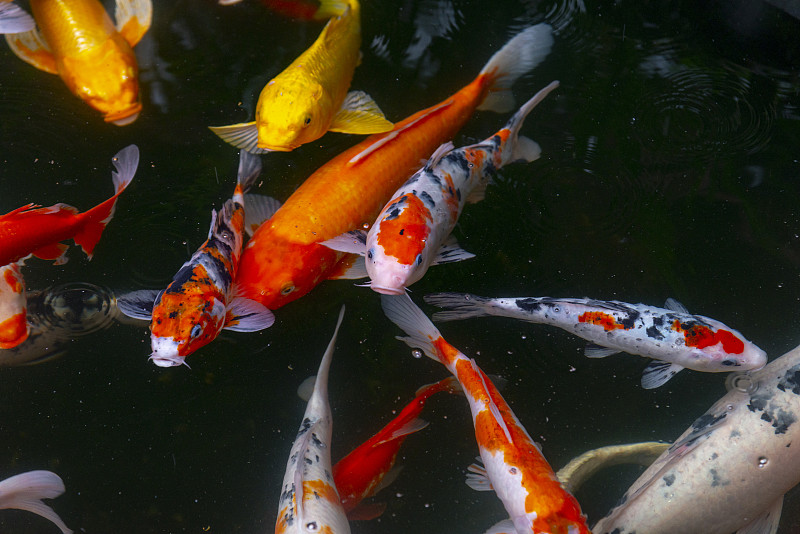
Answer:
424;141;455;170
380;293;443;363
223;296;275;332
0;3;35;34
0;470;72;534
328;255;368;280
641;360;685;389
5;28;57;73
465;178;489;203
243;194;281;236
236;150;262;191
664;297;689;314
376;418;429;446
483;519;516;534
431;236;475;265
477;23;554;113
329;90;394;135
465;460;493;491
116;289;160;321
736;496;783;534
115;0;152;47
512;135;541;163
219;0;244;4
320;230;368;255
297;375;316;403
425;292;494;322
584;343;621;358
371;465;402;495
495;80;558;166
209;122;271;154
111;144;140;194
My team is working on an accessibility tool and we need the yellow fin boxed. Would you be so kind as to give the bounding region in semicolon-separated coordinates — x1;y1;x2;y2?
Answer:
329;90;394;134
5;29;57;74
314;0;350;20
115;0;152;47
209;122;272;154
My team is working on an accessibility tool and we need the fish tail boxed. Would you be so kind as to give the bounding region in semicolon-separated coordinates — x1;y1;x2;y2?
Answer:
413;375;462;398
0;3;35;34
423;292;496;322
497;80;559;164
314;0;351;19
477;23;554;114
381;293;447;364
236;150;263;193
0;471;72;534
73;145;140;259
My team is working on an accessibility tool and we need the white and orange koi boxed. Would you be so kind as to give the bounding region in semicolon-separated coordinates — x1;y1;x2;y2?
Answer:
381;293;589;534
116;152;276;367
0;261;27;349
424;293;768;389
322;81;559;295
275;306;349;534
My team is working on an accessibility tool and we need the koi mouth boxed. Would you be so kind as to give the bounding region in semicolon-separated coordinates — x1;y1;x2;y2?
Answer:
104;103;142;126
369;283;407;296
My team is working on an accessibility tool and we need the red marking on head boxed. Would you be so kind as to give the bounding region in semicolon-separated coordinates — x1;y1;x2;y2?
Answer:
376;195;432;266
0;312;28;349
671;321;745;354
578;311;626;331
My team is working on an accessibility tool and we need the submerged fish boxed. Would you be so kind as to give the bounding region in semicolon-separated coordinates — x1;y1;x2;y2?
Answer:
236;23;554;310
210;0;393;153
275;306;349;534
424;293;767;389
0;470;71;534
332;375;460;518
3;0;152;124
0;1;34;33
323;81;559;295
116;152;275;367
591;340;800;534
0;261;26;349
381;293;589;534
0;144;139;267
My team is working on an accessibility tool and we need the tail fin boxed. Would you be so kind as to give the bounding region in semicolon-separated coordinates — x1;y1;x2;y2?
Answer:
0;3;35;34
0;470;72;534
73;145;139;259
236;150;262;192
380;293;443;363
414;375;462;398
498;80;559;164
477;23;554;113
423;292;496;322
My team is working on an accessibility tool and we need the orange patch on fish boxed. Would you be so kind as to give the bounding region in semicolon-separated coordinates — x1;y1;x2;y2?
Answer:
376;195;432;266
3;268;22;293
0;312;27;349
578;311;627;331
672;320;745;354
303;479;340;505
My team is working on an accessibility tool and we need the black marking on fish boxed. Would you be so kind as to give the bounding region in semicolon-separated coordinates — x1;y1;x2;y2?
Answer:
777;364;800;395
663;473;675;486
165;265;196;293
446;153;470;173
420;191;436;209
652;315;664;327
311;433;324;448
693;412;727;432
515;298;542;313
747;387;796;434
385;205;402;220
711;452;718;460
619;309;640;329
304;457;313;465
455;187;461;201
709;468;728;487
645;325;664;340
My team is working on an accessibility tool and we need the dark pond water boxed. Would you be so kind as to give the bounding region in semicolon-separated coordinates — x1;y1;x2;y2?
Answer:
1;0;800;532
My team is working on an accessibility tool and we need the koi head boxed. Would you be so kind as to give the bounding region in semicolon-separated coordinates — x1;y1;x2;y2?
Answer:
149;293;227;366
255;79;328;151
672;318;767;372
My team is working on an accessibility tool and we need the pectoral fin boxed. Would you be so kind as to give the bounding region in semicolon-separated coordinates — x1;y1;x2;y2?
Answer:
223;297;275;332
5;29;57;74
736;496;782;534
116;289;160;321
0;3;35;34
329;91;394;134
209;122;271;154
483;519;516;534
32;243;69;265
375;418;428;445
244;194;282;236
465;459;493;492
115;0;152;47
584;343;620;358
320;230;368;255
431;236;475;265
641;360;684;389
327;254;367;280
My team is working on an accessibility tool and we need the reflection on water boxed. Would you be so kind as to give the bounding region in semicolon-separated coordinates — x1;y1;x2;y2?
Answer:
1;0;800;532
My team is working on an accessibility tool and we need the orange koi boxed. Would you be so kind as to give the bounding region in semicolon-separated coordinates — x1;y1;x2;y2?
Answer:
381;293;590;534
3;0;152;125
0;262;27;349
237;23;554;310
0;145;139;268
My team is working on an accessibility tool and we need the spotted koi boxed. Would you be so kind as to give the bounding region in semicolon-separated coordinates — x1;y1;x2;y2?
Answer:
381;293;589;534
0;261;27;349
322;81;559;295
276;307;349;534
424;293;767;389
116;152;276;367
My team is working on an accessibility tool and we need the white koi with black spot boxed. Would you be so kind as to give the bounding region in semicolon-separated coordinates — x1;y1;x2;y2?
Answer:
275;307;350;534
322;81;559;295
424;293;767;388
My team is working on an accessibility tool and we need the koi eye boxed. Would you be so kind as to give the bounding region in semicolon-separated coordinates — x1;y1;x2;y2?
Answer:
367;248;374;260
280;283;295;296
416;255;423;266
303;116;312;126
190;324;202;339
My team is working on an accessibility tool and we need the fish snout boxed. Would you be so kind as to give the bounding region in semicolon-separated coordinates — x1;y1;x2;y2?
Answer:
149;337;184;367
369;283;406;296
104;103;142;126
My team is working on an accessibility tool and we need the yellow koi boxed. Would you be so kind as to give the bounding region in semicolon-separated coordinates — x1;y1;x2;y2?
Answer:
210;0;393;153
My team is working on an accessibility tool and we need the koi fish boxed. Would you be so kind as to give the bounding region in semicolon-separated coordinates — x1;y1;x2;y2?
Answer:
210;0;393;153
332;375;460;518
116;152;276;367
4;0;152;125
219;0;329;21
381;293;589;534
424;293;767;389
275;306;349;534
0;144;139;268
591;340;800;534
0;262;27;349
0;470;71;534
0;2;34;34
322;81;559;295
236;23;554;310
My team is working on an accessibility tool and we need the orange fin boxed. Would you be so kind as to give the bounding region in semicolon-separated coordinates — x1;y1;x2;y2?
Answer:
5;28;57;74
327;253;367;280
115;0;152;47
32;243;69;265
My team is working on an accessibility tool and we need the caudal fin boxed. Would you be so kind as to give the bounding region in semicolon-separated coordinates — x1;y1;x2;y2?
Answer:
0;470;72;534
498;80;559;164
236;150;262;192
423;292;495;322
73;145;140;259
477;23;554;113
